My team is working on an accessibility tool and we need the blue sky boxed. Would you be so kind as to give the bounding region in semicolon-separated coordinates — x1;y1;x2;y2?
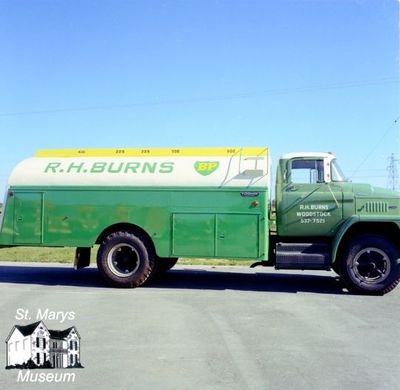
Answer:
0;0;398;192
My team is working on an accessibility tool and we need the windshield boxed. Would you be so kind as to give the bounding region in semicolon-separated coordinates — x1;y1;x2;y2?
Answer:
331;159;347;182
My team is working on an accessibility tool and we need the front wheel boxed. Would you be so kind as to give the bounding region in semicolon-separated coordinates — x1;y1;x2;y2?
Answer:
340;235;400;295
97;231;155;288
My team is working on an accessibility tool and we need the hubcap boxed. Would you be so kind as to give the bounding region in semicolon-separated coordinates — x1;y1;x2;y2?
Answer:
352;247;391;284
107;243;140;277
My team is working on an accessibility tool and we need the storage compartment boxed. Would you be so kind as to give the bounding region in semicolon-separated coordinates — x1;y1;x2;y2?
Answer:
14;192;43;244
216;214;259;258
172;213;215;257
172;213;259;258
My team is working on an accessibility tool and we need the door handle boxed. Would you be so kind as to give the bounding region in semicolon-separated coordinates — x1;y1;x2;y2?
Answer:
286;184;297;192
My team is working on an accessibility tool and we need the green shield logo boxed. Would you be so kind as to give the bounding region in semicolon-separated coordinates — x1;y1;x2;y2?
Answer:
194;161;220;176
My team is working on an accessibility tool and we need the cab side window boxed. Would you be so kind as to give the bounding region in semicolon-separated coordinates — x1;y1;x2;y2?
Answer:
290;159;324;184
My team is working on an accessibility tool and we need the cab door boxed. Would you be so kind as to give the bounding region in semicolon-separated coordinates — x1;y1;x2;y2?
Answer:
278;158;343;237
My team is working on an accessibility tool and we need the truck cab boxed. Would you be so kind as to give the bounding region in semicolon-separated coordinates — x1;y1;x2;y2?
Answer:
273;152;400;295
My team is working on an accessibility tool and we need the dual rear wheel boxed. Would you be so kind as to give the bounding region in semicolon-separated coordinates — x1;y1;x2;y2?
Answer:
97;231;177;288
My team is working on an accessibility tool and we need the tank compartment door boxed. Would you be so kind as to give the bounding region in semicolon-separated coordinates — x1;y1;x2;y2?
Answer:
172;213;215;257
172;213;260;258
216;214;259;258
14;192;43;244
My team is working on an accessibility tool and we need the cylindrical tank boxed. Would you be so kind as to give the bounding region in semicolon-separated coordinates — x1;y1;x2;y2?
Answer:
8;147;269;188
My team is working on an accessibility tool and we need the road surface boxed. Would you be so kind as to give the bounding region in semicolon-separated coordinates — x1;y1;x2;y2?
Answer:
0;262;399;390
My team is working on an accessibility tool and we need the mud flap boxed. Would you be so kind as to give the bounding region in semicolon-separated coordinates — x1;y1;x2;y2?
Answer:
74;247;91;269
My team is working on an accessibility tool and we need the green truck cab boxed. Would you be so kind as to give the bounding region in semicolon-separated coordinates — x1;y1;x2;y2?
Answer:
0;147;399;295
274;152;400;294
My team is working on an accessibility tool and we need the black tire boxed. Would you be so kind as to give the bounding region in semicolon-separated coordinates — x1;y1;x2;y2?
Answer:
340;234;400;295
97;231;155;288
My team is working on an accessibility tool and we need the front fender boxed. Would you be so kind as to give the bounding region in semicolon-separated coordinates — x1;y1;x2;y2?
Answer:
332;217;400;264
331;216;360;264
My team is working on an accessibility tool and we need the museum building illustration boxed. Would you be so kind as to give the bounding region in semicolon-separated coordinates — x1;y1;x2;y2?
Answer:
5;321;82;369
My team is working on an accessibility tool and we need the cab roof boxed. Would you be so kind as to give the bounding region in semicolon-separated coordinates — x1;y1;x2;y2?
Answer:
280;152;336;160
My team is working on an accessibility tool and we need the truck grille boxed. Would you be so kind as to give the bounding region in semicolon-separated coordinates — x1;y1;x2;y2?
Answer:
364;201;388;213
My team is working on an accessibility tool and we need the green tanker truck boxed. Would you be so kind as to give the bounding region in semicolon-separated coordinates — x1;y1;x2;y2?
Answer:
0;147;399;295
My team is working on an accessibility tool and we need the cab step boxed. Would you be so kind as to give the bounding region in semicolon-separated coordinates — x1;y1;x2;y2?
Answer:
275;242;331;270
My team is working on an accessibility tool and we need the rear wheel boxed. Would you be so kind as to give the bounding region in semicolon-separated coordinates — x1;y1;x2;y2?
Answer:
97;231;155;288
340;235;400;295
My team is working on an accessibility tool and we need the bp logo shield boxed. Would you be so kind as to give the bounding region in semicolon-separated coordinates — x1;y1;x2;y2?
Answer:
194;161;220;176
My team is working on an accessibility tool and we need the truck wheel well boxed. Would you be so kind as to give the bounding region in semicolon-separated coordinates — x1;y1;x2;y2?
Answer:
96;223;156;255
336;222;400;260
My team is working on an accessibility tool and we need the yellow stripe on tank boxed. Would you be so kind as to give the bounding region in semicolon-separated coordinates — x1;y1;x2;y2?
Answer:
35;147;268;158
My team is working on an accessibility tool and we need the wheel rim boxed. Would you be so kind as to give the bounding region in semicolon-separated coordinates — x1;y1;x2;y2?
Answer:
107;243;140;277
352;247;391;284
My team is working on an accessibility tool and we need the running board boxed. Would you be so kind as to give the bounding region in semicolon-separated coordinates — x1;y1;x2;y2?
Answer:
275;243;331;270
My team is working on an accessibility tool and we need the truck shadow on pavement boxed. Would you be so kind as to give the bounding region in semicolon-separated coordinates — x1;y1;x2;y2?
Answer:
0;264;348;295
152;268;347;295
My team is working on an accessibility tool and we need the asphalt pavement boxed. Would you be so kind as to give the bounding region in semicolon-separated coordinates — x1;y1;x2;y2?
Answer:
0;262;399;390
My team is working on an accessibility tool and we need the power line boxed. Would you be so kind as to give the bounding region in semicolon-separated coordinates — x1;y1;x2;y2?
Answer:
353;168;387;172
0;77;397;117
350;116;400;179
352;175;388;178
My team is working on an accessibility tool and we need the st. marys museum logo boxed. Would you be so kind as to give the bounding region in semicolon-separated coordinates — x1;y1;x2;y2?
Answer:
5;321;83;382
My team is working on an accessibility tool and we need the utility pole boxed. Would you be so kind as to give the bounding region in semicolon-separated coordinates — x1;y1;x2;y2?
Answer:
387;153;399;190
